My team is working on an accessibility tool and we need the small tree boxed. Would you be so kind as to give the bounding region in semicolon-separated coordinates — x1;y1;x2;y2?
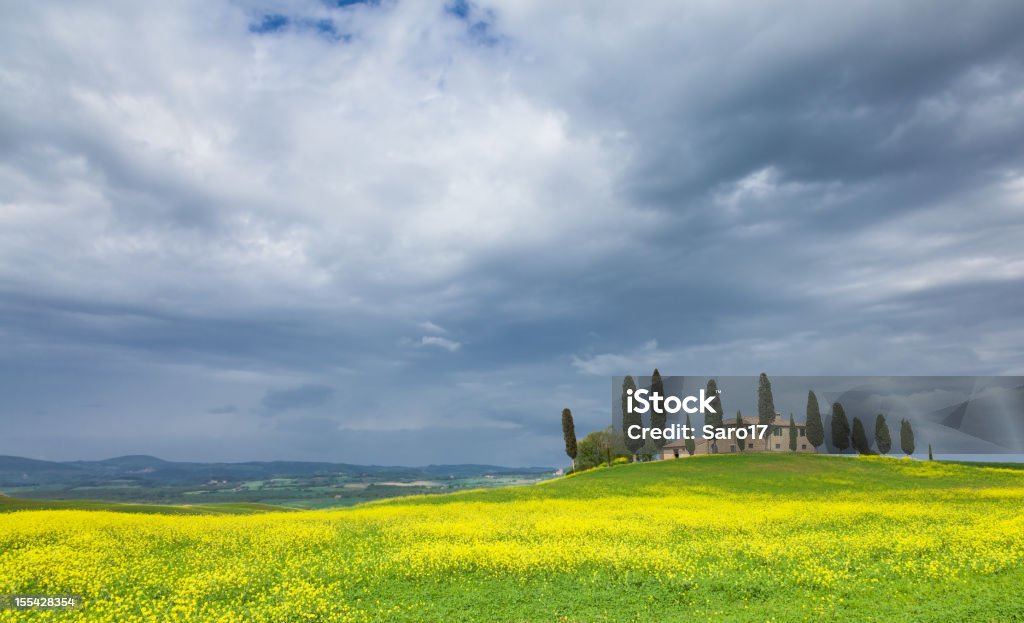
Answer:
805;390;824;449
831;402;851;452
900;419;915;456
757;373;776;427
561;408;577;471
874;414;892;455
735;410;746;451
649;369;668;453
928;444;934;461
685;412;696;456
622;376;643;461
706;378;723;453
576;428;614;470
851;416;871;455
788;413;798;451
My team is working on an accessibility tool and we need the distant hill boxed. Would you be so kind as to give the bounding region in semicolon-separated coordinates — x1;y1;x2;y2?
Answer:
0;495;290;515
0;455;555;488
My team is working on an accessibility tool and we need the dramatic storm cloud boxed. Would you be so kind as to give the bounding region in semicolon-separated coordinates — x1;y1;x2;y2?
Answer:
2;0;1023;464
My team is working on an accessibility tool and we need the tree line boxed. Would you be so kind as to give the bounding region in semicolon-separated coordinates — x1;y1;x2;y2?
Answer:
808;390;916;456
561;372;923;472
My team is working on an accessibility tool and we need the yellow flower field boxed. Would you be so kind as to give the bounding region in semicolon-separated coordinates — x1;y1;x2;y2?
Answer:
2;455;1023;622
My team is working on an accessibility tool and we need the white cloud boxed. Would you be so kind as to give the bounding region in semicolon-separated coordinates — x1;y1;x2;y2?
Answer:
571;339;660;376
419;320;447;334
0;1;642;321
419;335;461;352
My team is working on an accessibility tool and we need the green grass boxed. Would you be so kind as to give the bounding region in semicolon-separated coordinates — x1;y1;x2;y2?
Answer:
350;454;1024;622
2;454;1023;622
0;495;290;515
389;452;1023;505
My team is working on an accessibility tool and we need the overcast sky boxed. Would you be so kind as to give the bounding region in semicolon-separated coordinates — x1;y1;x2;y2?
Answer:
2;0;1024;465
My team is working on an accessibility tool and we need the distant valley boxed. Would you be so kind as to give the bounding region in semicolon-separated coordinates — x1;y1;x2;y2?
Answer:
0;455;557;509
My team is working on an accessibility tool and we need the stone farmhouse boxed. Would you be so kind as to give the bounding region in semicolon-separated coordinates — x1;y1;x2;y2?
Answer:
661;414;817;459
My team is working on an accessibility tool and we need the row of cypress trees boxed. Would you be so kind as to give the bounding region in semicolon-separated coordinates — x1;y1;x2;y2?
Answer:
805;390;916;455
561;375;924;469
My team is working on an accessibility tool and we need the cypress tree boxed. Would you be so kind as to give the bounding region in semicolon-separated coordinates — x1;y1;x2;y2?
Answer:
900;419;915;456
649;369;667;452
561;408;577;471
831;402;851;452
757;373;776;427
874;414;892;455
851;416;871;454
706;379;723;453
735;410;746;451
622;376;643;461
928;444;933;461
704;379;723;428
788;413;798;451
805;390;824;448
685;412;696;456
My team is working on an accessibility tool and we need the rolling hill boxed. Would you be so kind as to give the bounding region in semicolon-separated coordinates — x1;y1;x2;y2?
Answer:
1;454;1022;622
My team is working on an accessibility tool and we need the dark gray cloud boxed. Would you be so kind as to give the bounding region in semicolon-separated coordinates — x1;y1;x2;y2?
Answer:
261;385;336;414
1;0;1023;465
207;405;239;414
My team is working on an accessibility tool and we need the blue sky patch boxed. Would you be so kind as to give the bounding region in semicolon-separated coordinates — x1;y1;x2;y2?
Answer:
333;0;376;5
445;0;470;19
249;13;353;42
444;0;500;47
250;13;289;34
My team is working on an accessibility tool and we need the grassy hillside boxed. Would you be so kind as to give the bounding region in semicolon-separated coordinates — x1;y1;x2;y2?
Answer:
1;454;1023;622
